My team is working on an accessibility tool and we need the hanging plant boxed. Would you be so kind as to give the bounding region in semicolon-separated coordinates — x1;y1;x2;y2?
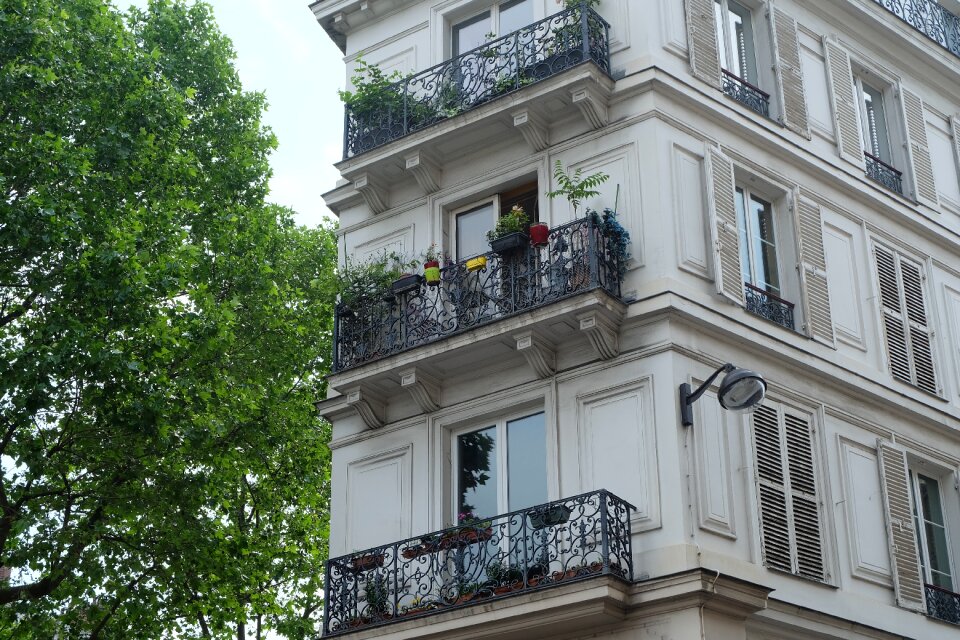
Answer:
587;207;631;278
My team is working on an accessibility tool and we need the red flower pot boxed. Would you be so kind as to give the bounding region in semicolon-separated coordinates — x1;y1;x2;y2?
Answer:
529;222;549;246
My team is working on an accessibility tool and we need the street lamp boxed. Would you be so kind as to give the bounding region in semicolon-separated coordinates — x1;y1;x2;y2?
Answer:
679;363;766;427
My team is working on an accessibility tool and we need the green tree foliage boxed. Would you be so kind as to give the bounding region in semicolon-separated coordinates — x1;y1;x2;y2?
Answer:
0;0;336;637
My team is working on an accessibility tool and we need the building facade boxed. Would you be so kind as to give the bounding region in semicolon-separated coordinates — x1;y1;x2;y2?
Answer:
311;0;960;638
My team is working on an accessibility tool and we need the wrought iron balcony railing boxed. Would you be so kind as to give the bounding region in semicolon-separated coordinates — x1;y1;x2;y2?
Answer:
333;216;624;372
926;583;960;625
341;3;611;158
721;69;771;118
871;0;960;59
322;490;635;636
744;282;795;330
864;151;904;195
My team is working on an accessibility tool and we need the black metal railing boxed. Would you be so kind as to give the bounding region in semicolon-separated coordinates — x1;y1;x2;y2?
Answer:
744;282;795;330
342;3;610;158
332;216;624;372
721;69;770;118
872;0;960;59
322;490;635;636
927;583;960;624
864;151;904;194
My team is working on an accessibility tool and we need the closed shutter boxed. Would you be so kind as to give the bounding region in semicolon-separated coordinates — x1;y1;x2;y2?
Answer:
685;0;722;88
874;245;939;394
753;402;825;581
792;190;836;346
899;87;939;207
823;40;865;168
877;441;925;612
706;147;744;306
770;9;810;137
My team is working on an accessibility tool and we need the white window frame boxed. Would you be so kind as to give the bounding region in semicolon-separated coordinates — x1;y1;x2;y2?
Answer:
850;66;907;173
735;184;783;297
714;0;760;84
909;466;957;592
450;196;498;261
435;0;541;63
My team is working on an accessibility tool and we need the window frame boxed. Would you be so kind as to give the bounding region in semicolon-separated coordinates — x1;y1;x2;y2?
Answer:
910;469;956;591
735;184;782;297
451;196;499;261
446;0;536;60
714;0;760;85
849;64;908;194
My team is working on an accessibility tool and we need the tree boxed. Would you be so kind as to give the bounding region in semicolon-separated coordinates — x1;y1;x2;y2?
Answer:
0;1;336;637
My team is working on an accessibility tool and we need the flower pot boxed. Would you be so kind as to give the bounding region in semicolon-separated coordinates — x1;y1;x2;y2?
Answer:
350;552;385;573
529;223;550;247
391;273;423;295
489;232;529;254
337;305;356;319
438;527;493;551
423;260;441;286
528;504;571;530
466;256;487;272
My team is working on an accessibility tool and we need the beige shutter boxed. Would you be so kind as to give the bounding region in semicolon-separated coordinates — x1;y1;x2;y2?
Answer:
685;0;722;88
875;244;912;385
877;441;925;612
950;116;960;195
705;148;744;306
823;40;864;168
899;87;939;207
783;410;824;581
899;258;938;394
792;190;836;347
753;404;792;573
770;9;810;137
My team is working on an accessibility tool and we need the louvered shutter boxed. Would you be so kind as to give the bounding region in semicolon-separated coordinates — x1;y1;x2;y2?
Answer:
877;441;925;612
754;404;792;573
950;117;960;194
706;148;744;306
770;9;810;137
783;411;824;581
792;190;836;346
823;40;865;168
685;0;722;88
899;258;938;394
899;87;939;207
875;245;912;385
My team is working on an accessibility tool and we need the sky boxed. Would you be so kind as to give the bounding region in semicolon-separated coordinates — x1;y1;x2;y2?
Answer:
125;0;345;228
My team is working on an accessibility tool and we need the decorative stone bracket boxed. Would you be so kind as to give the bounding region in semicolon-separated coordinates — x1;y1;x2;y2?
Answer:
353;172;388;214
577;311;620;360
571;83;609;130
399;367;441;413
404;151;441;194
514;331;556;378
512;108;549;152
344;385;386;430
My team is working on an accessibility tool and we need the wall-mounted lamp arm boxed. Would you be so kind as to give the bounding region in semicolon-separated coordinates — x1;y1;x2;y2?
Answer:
679;363;735;427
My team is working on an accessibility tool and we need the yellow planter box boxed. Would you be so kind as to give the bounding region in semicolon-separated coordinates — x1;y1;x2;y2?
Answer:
466;256;487;272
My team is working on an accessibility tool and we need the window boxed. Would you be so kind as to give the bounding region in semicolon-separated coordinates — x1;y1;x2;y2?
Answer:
751;402;825;582
911;472;954;591
854;74;904;194
872;244;938;395
455;411;547;522
452;0;532;57
714;0;770;117
451;182;539;260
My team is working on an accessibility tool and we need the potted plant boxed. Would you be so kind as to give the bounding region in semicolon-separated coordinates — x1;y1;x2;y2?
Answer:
338;252;401;314
388;252;422;296
487;204;530;254
545;160;609;219
588;207;631;278
528;503;572;529
422;244;442;286
485;561;524;594
350;551;386;573
529;221;550;246
364;574;390;618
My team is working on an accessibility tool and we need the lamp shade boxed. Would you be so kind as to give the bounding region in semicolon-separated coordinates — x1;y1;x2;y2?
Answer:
717;368;766;413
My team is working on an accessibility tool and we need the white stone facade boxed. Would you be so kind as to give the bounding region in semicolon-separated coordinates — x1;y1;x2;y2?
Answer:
312;1;960;638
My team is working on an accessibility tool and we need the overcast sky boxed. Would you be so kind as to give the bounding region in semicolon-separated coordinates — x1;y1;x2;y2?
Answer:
124;0;344;228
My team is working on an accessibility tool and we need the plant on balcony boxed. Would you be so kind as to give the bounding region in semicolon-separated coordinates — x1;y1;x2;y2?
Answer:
364;574;390;617
587;207;631;277
528;503;572;529
547;0;602;58
340;59;432;140
421;244;442;286
349;551;386;573
487;204;530;253
485;561;524;594
338;250;419;311
546;160;609;217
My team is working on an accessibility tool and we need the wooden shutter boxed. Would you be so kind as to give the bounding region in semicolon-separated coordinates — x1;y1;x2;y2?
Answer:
706;148;744;306
877;441;925;612
899;87;939;207
823;40;865;168
950;116;960;194
770;9;810;137
753;403;825;581
685;0;722;88
874;245;938;394
792;190;836;346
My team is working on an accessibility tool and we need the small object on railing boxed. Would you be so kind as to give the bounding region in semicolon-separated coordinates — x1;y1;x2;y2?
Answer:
489;232;530;254
391;273;423;295
423;260;441;286
528;503;572;529
466;256;487;272
529;222;550;246
349;552;385;573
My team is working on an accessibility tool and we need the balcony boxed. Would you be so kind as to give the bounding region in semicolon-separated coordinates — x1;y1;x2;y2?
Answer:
871;0;960;59
864;151;904;195
721;69;771;118
332;216;624;373
743;283;795;331
322;490;635;636
927;583;960;625
341;3;611;159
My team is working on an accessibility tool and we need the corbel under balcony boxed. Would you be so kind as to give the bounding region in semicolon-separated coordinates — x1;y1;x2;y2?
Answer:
398;367;441;413
513;330;556;379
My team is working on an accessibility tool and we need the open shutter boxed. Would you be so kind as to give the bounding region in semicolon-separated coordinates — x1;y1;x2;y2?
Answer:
784;410;824;581
875;245;912;385
685;0;722;88
706;148;744;306
823;40;865;168
770;8;810;137
877;441;926;612
899;258;938;394
950;116;960;195
754;404;792;573
792;190;836;346
899;87;939;207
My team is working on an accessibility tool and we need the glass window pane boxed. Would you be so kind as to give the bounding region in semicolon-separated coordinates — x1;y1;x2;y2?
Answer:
735;187;752;283
918;474;945;526
457;426;498;521
506;412;547;511
453;11;491;56
750;195;780;292
714;1;730;72
862;81;892;163
457;203;494;260
498;0;532;36
728;0;757;83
